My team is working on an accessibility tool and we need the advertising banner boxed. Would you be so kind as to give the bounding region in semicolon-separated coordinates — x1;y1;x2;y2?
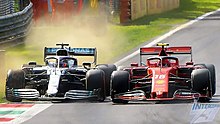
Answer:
190;102;220;123
145;0;179;15
130;0;180;20
131;0;147;20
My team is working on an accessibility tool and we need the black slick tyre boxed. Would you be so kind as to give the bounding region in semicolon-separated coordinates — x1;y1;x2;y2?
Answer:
205;64;216;95
111;71;129;104
191;69;212;102
5;70;25;102
97;64;116;96
86;69;106;102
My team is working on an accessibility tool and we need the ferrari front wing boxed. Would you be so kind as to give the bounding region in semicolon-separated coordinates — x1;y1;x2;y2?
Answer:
113;89;205;102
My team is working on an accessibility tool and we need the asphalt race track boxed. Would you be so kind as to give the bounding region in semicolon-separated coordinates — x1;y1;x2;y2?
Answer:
22;11;220;124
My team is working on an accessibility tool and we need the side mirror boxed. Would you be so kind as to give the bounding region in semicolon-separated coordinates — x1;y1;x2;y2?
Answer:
83;62;92;69
28;61;37;65
131;63;138;67
186;62;193;66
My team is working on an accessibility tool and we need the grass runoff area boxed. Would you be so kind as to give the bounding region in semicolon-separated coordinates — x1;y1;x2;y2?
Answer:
1;0;220;102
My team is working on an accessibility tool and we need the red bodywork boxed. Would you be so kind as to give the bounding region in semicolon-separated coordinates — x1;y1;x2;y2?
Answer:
150;67;171;98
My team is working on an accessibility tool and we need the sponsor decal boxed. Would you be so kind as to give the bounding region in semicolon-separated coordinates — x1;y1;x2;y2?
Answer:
70;48;95;54
46;48;59;53
46;48;95;55
156;80;164;85
190;102;220;123
155;88;165;92
154;74;166;79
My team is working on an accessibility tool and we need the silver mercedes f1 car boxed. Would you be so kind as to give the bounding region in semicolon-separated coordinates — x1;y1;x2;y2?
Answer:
5;43;116;102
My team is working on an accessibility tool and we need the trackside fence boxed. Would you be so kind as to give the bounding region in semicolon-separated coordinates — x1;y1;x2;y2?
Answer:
118;0;180;24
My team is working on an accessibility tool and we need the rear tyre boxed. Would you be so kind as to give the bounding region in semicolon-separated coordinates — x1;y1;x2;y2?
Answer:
86;69;105;102
191;69;212;102
97;64;116;96
111;71;129;104
5;70;25;102
205;64;216;95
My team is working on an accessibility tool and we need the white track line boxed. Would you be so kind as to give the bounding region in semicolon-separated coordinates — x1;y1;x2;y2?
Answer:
114;8;220;66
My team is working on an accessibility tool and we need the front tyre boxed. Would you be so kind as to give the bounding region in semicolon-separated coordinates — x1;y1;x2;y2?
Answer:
97;64;117;96
86;69;106;102
5;70;25;102
111;71;129;104
205;64;216;95
191;69;212;102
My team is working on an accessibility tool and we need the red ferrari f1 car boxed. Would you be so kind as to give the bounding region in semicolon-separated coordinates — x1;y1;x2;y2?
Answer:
111;43;216;104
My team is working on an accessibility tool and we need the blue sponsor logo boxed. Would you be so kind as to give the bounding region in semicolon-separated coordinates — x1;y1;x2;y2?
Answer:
192;103;220;110
190;102;220;123
46;48;59;53
70;48;95;54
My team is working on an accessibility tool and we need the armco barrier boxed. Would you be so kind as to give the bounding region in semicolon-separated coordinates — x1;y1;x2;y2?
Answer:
0;0;14;16
0;2;33;45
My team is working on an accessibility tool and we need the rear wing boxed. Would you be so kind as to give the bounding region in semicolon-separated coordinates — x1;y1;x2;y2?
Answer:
140;46;192;64
44;47;97;64
140;46;192;55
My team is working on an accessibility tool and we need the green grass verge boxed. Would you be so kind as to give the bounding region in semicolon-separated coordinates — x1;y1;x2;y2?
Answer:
1;0;220;103
0;84;5;103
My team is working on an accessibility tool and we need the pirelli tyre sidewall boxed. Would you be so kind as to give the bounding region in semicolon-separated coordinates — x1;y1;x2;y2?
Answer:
111;71;129;104
86;69;105;102
205;64;216;95
96;64;117;96
191;69;212;101
5;70;25;102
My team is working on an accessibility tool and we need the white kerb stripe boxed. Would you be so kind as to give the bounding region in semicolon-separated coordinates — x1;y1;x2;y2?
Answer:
9;104;52;124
